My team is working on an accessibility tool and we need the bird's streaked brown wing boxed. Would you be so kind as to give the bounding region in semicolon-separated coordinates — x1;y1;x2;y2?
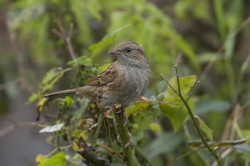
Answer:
88;62;118;86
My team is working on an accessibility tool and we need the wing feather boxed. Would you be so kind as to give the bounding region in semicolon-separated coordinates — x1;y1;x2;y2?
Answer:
88;62;118;86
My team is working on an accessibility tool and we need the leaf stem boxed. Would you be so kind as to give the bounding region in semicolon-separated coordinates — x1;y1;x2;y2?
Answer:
161;65;222;165
103;117;114;149
179;94;221;164
91;113;103;147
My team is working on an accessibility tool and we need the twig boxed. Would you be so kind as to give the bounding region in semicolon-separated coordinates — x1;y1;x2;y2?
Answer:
174;65;182;96
212;149;232;166
103;117;114;149
97;143;123;160
173;148;200;163
137;96;169;105
0;121;34;138
135;148;153;166
233;54;250;105
9;27;33;93
161;65;222;165
91;113;103;148
200;16;250;83
186;80;200;101
77;137;106;165
0;79;19;91
160;74;179;95
52;19;77;60
188;137;249;148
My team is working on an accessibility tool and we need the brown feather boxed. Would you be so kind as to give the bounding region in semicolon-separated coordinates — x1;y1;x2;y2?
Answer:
88;62;118;86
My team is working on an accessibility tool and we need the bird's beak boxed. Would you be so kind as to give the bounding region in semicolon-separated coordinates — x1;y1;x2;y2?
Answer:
109;49;121;55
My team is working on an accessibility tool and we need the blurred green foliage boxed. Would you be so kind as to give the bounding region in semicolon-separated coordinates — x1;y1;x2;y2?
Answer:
1;0;250;165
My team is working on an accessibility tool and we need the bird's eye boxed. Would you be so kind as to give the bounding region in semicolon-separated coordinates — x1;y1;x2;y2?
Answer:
125;47;132;53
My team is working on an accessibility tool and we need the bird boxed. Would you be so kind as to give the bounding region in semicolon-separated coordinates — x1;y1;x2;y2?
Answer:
44;41;151;109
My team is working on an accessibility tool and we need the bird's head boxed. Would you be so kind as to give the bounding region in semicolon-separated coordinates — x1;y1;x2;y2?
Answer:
109;41;150;68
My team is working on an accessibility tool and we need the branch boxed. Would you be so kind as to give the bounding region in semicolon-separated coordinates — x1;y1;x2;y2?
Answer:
137;96;169;105
0;121;34;138
0;79;19;91
112;104;137;166
77;137;106;165
161;65;222;165
53;19;77;60
97;143;123;161
160;74;179;95
186;80;200;102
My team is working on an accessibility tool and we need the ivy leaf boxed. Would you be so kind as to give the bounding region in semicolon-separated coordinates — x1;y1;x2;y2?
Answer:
39;123;64;133
37;152;70;166
194;115;213;140
160;75;197;132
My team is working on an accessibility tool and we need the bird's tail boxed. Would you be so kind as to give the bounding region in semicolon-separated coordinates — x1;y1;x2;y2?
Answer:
44;88;79;98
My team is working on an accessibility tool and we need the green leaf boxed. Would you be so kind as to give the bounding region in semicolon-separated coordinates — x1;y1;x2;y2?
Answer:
146;133;182;159
36;154;48;164
39;123;64;133
37;152;69;166
89;24;131;51
73;98;90;119
26;68;71;104
160;75;197;131
194;115;213;140
98;63;111;73
65;96;74;108
27;93;41;104
67;56;93;67
149;123;161;132
131;111;154;142
165;75;197;97
125;102;149;116
160;104;188;132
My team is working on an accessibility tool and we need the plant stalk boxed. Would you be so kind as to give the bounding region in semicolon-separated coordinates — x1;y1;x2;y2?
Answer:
91;113;103;147
112;105;137;166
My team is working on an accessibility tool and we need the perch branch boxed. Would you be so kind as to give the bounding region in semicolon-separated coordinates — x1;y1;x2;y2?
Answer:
112;104;137;166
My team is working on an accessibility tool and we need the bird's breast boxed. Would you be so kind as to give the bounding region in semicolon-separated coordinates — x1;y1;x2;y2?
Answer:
113;64;150;106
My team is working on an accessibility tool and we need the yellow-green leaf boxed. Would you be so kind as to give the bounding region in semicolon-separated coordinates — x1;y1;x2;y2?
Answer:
37;152;68;166
125;102;149;116
160;104;187;132
160;75;197;132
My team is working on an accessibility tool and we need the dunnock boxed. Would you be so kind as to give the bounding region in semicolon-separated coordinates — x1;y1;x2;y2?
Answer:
45;41;151;109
